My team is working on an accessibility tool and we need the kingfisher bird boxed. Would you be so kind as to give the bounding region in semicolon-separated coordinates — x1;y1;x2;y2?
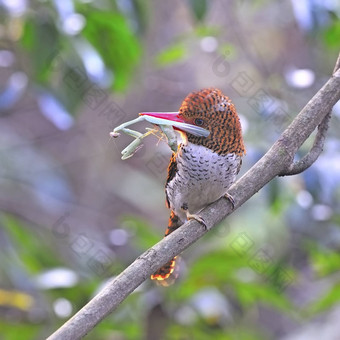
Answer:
141;88;245;286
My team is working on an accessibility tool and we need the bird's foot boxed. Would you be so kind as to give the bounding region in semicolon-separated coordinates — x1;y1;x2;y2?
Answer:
186;212;207;229
224;192;235;209
181;203;207;229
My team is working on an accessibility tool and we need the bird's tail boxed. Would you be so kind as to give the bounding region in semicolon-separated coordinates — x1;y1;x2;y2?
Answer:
151;210;182;286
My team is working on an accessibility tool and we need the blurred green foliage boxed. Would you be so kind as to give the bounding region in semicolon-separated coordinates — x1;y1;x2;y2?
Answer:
81;10;141;91
18;1;142;115
1;214;61;273
122;215;160;249
155;43;187;67
20;15;61;84
323;16;340;49
189;0;208;22
0;320;41;340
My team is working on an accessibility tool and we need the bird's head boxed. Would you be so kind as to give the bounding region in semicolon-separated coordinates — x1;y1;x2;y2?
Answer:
140;88;245;156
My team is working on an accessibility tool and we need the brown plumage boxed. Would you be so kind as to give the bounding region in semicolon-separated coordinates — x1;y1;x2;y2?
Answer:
149;88;245;285
179;88;245;156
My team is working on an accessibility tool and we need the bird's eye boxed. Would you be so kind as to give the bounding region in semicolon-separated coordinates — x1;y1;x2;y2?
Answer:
194;118;204;126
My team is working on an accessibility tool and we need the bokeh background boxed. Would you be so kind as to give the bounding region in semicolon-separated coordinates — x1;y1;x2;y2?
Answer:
0;0;340;339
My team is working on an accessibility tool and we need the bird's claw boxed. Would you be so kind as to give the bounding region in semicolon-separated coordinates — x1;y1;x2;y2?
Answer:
186;212;207;230
224;192;235;209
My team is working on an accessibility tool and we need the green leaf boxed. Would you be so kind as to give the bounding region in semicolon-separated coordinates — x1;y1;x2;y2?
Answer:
0;213;61;273
121;216;160;249
0;320;40;340
166;314;266;339
20;19;35;49
309;246;340;277
323;19;340;50
20;16;61;83
172;247;293;312
155;43;186;67
233;281;292;311
81;10;141;91
172;249;252;301
189;0;208;22
195;25;220;37
308;283;340;315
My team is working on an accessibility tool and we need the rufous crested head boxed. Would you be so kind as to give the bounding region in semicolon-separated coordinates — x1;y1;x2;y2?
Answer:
178;88;245;156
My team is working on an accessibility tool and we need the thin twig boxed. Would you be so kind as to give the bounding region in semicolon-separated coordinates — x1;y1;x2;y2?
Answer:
279;112;331;176
47;53;340;340
280;54;340;176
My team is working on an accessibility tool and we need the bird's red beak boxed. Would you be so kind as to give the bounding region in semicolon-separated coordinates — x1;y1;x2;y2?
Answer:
140;112;183;123
139;112;210;137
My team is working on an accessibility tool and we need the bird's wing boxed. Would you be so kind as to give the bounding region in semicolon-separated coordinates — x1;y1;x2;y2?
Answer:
165;152;178;209
237;158;242;175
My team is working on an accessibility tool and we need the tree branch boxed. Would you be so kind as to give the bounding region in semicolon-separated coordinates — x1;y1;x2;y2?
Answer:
47;53;340;340
279;53;340;176
279;112;331;176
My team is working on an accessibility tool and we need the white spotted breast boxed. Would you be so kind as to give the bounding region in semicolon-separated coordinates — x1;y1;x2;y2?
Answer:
166;142;241;222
